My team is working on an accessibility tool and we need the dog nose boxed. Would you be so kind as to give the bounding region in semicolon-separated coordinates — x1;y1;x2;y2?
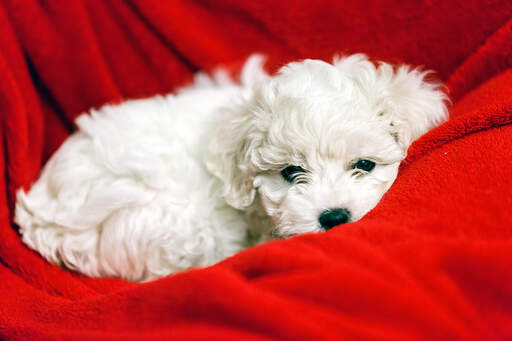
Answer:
319;208;350;230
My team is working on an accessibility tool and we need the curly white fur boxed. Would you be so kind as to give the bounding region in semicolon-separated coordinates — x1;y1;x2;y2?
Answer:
15;54;448;281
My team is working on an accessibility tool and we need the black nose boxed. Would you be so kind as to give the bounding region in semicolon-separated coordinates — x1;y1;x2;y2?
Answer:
319;208;351;230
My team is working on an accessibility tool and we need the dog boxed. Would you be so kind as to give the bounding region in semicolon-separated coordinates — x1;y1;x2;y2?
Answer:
15;54;448;281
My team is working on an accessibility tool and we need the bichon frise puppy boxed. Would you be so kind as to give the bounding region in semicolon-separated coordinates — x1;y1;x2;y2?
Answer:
15;54;448;281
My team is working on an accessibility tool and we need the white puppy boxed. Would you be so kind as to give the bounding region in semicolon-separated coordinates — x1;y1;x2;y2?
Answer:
15;54;448;281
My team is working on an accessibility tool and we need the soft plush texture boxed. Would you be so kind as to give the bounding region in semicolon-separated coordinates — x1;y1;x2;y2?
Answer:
1;0;511;340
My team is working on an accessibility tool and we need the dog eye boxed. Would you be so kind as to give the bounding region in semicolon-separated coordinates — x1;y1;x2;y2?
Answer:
352;160;376;172
281;165;307;183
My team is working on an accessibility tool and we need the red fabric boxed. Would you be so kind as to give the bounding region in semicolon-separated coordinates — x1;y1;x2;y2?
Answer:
1;1;511;339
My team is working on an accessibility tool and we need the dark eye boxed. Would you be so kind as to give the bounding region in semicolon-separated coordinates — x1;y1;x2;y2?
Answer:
352;159;376;172
281;165;306;183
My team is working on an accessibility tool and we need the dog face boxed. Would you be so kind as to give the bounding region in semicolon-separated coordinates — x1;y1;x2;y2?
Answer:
252;119;404;236
207;55;448;236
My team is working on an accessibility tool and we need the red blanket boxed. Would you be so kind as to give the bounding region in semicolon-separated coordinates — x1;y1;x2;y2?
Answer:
1;1;512;340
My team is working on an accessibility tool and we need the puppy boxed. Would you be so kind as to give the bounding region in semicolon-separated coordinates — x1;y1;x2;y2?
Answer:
15;54;448;281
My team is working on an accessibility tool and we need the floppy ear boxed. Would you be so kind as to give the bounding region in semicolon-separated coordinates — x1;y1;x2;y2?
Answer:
377;63;449;150
204;55;270;210
205;102;262;210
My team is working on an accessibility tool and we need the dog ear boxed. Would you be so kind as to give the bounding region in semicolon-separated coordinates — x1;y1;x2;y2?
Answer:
204;55;270;210
334;54;448;150
205;102;261;210
376;63;449;150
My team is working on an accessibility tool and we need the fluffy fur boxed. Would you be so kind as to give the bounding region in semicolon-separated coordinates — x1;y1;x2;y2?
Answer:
15;54;448;281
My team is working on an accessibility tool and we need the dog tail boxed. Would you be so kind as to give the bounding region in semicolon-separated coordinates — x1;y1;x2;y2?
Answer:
183;54;268;92
239;54;269;86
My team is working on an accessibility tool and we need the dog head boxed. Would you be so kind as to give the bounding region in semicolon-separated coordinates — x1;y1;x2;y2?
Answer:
207;54;448;236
